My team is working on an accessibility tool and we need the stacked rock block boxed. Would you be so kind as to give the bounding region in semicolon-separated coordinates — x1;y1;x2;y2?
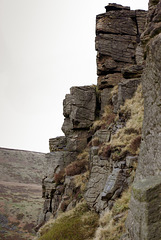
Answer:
38;86;97;229
85;4;147;213
127;176;161;240
62;86;96;152
96;4;147;113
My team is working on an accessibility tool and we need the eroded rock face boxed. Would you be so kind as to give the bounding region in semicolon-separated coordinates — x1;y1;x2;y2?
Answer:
127;1;161;239
85;137;136;212
135;0;161;179
62;86;96;152
37;147;78;229
96;5;147;90
49;137;67;152
85;4;147;213
38;3;148;232
85;146;111;212
96;4;147;117
117;78;141;108
37;86;97;229
62;86;96;131
136;34;161;178
127;176;161;240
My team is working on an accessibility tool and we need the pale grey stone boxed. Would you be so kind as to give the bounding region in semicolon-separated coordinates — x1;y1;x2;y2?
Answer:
127;176;161;240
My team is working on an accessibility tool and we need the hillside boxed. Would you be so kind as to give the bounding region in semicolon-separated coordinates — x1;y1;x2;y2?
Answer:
0;148;47;240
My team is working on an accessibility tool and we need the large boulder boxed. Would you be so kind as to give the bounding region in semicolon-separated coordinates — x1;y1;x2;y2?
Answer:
62;86;96;131
62;86;96;153
127;176;161;240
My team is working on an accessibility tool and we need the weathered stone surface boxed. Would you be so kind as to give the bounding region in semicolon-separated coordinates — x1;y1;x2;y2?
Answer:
39;4;148;232
135;10;147;36
97;73;124;90
45;151;77;178
62;86;96;131
122;65;144;79
117;78;141;107
85;146;132;212
36;211;45;231
63;94;73;118
85;153;110;212
96;5;147;90
61;118;73;136
101;168;127;201
127;176;161;240
66;130;88;152
42;151;77;200
96;9;136;36
136;5;161;179
141;1;161;45
84;4;147;215
100;88;112;114
112;78;141;112
126;2;161;238
135;43;144;65
96;34;136;64
49;136;67;152
61;86;97;153
126;155;138;168
97;54;118;75
94;129;111;143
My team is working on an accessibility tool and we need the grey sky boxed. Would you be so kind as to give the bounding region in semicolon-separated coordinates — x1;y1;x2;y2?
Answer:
0;0;148;153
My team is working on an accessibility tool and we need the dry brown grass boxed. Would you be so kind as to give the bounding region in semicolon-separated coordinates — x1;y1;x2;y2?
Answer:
94;188;131;240
128;135;141;154
77;149;89;162
109;84;143;155
37;201;99;240
98;144;111;158
74;171;89;192
120;84;144;132
91;105;116;132
92;137;100;147
111;85;118;96
65;159;88;176
54;169;65;185
102;105;116;127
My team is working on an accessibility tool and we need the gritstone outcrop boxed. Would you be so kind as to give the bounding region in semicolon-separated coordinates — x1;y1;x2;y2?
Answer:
126;1;161;239
37;4;148;231
37;2;161;239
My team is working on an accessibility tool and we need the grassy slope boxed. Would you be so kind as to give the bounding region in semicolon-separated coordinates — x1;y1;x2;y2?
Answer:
0;148;47;240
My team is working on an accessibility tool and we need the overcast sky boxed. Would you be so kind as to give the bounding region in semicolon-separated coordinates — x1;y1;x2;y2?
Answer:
0;0;148;153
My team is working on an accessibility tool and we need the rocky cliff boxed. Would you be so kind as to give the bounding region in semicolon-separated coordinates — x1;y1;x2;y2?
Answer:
126;0;161;239
36;2;161;240
36;2;146;229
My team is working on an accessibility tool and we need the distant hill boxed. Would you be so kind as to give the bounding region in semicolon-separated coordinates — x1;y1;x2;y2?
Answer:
0;147;47;184
0;147;47;240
